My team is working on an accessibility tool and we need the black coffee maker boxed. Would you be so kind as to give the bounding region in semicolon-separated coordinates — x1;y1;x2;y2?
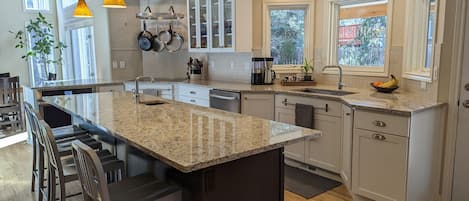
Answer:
251;57;275;85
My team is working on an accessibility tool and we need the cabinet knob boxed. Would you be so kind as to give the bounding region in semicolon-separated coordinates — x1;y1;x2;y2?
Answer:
345;113;351;116
372;134;387;141
190;99;196;103
244;97;247;100
373;120;386;127
190;91;196;94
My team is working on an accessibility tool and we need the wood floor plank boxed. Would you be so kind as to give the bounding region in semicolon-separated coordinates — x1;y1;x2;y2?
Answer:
1;142;354;201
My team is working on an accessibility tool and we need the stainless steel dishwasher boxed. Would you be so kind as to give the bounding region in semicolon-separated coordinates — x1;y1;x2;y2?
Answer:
209;89;241;113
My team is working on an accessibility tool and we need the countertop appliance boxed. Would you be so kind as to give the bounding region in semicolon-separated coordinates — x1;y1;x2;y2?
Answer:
209;89;241;113
251;57;275;85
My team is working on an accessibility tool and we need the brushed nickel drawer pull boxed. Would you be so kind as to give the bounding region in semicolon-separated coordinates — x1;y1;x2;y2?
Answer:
373;120;386;127
372;134;386;141
282;99;329;112
190;99;196;103
190;91;196;94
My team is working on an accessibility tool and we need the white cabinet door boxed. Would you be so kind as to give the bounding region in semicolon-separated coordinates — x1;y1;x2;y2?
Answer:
275;107;305;162
352;129;408;201
305;114;342;173
341;106;353;189
241;93;274;120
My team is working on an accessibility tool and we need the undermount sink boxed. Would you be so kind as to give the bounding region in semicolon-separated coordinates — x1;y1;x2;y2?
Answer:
139;99;168;106
295;88;356;96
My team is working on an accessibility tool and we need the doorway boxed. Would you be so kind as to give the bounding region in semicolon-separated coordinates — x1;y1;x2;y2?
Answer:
452;2;469;200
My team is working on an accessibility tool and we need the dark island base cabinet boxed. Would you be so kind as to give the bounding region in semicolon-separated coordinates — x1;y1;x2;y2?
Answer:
169;148;285;201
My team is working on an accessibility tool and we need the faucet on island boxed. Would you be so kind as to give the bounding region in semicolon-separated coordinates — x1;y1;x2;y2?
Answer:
322;65;345;90
134;76;155;104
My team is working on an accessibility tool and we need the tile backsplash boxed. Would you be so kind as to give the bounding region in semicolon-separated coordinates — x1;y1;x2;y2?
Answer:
207;53;253;83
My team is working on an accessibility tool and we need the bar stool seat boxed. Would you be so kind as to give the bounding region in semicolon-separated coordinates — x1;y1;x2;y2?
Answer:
52;125;88;140
108;174;181;201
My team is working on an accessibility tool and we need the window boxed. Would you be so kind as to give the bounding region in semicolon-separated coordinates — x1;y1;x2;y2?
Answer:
270;9;305;66
62;0;78;8
263;1;312;71
27;30;56;85
402;0;438;82
24;0;50;11
63;25;97;80
327;0;392;76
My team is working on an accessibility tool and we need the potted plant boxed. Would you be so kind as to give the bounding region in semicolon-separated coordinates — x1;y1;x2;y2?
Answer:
302;58;314;81
11;13;66;81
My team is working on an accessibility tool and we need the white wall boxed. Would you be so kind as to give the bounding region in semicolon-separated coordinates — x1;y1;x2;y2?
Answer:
0;0;58;85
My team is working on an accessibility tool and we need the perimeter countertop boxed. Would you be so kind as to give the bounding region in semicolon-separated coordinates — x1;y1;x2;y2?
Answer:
24;79;124;90
129;80;446;116
42;92;321;173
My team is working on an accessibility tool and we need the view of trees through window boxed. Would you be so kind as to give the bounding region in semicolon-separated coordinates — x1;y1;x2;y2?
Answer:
270;8;305;66
338;3;387;67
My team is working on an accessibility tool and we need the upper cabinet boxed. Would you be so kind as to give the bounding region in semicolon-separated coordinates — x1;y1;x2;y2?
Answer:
187;0;252;53
402;0;440;82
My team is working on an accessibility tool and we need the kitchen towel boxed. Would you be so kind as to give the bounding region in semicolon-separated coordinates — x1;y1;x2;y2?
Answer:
295;103;314;129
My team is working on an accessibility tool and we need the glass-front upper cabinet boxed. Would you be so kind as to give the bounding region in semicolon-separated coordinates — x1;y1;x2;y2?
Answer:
189;0;209;51
189;0;235;52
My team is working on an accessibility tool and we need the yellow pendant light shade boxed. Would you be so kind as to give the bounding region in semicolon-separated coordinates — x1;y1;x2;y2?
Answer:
103;0;127;8
73;0;93;18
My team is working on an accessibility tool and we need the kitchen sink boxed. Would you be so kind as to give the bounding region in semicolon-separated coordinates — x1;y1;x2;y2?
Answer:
295;88;356;96
139;99;168;106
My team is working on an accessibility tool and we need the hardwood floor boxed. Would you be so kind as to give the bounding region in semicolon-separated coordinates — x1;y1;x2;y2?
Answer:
0;141;354;201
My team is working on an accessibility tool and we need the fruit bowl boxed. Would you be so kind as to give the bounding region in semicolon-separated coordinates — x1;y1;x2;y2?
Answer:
370;83;399;93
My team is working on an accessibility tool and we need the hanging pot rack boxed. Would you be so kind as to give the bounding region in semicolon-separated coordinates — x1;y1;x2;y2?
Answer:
136;6;184;21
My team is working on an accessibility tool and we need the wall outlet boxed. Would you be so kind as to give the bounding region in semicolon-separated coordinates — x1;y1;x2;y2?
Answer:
119;61;126;69
112;61;118;69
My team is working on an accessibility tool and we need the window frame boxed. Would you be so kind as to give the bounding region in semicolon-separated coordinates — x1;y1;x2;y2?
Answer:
402;0;439;82
262;1;314;74
23;0;52;13
325;0;393;77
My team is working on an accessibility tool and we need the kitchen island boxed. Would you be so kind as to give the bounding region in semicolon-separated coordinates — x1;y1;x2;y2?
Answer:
42;92;321;201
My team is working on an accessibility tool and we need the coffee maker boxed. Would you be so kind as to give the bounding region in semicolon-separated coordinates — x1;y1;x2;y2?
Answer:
251;57;275;85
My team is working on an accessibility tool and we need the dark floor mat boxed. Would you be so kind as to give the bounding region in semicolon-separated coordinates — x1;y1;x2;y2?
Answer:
284;165;342;199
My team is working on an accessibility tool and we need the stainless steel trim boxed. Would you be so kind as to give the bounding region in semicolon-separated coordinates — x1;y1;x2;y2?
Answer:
282;99;329;112
209;94;236;100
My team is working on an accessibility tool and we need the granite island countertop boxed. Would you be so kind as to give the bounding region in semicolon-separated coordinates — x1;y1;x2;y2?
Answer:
42;92;321;173
127;80;446;116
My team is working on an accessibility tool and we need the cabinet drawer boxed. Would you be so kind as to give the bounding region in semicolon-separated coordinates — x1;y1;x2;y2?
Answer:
177;84;211;99
354;110;410;137
178;95;210;107
275;94;342;117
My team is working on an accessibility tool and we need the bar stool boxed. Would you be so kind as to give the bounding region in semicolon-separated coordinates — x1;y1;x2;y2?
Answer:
38;120;126;201
72;140;182;201
24;103;102;195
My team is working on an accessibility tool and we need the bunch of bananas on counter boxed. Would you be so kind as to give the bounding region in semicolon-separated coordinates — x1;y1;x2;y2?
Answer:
372;74;399;88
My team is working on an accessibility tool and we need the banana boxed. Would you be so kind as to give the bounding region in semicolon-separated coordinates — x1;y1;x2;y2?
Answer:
379;75;399;88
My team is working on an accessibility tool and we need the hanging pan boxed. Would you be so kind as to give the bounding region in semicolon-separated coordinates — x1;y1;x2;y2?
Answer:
137;7;153;51
166;31;184;52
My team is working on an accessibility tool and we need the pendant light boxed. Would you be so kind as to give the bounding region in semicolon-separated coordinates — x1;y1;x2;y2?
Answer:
102;0;127;8
74;0;93;18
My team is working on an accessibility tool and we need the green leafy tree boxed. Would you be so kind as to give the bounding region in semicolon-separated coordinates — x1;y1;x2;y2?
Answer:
11;13;66;80
270;9;305;65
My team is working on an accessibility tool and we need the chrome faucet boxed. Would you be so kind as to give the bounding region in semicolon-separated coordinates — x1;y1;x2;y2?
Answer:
134;76;154;104
322;65;345;90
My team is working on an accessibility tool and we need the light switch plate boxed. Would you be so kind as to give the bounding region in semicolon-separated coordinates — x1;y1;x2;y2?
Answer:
112;61;118;69
119;61;126;69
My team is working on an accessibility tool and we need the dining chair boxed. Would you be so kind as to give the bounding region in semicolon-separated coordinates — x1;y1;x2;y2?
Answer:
72;140;182;201
0;76;22;132
38;120;126;201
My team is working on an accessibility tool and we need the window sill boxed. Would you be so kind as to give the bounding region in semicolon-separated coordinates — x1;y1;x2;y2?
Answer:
322;68;389;77
403;72;433;82
273;67;304;74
